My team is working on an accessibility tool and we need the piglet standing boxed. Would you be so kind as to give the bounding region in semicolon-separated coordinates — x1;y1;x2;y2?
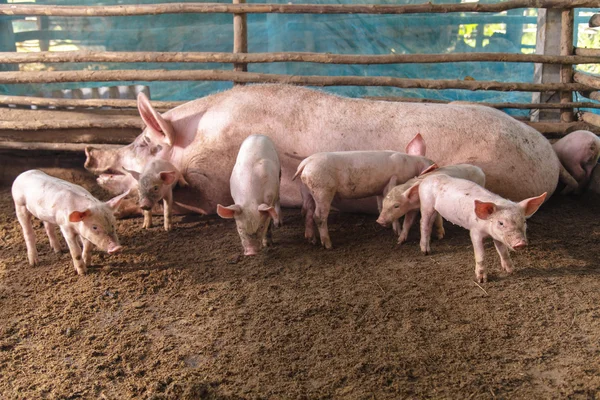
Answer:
377;164;486;244
293;133;432;249
11;170;128;275
552;130;600;193
217;135;282;256
125;159;194;231
416;174;546;283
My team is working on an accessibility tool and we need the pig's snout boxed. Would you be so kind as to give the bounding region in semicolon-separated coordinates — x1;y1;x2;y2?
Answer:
513;240;528;250
376;217;389;227
139;198;153;211
107;242;122;254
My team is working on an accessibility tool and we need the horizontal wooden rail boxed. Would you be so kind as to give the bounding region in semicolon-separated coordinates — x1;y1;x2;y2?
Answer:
3;51;600;65
1;0;598;17
0;142;121;152
0;70;594;92
573;72;600;90
0;119;143;130
575;48;600;57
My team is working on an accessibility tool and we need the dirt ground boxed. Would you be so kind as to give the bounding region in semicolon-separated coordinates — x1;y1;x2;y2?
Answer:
0;178;599;399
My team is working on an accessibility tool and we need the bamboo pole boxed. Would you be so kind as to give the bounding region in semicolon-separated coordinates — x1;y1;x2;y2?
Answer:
0;142;121;152
3;51;600;65
0;69;594;92
526;121;599;134
560;9;574;122
575;48;600;57
0;119;143;130
0;95;183;110
1;0;598;16
3;94;600;111
581;112;600;128
573;72;600;90
232;0;248;78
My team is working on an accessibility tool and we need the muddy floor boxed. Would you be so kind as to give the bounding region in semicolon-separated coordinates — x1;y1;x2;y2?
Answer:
0;181;599;399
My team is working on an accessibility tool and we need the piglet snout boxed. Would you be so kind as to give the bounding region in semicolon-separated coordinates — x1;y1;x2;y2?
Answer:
376;217;389;227
513;240;528;250
107;243;122;254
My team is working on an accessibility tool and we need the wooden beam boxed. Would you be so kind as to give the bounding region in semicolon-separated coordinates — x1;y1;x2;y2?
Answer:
1;1;598;16
0;69;592;92
0;142;121;152
232;0;248;78
560;9;574;122
581;112;600;128
3;51;600;65
575;48;600;57
526;121;600;135
0;95;182;110
573;71;600;90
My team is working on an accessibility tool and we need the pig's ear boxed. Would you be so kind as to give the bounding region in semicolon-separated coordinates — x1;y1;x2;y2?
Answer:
137;92;175;146
123;168;140;181
519;192;547;218
106;189;131;211
405;133;426;156
159;171;177;185
217;204;241;219
474;200;497;220
69;209;92;222
419;163;438;176
404;182;421;203
258;204;278;221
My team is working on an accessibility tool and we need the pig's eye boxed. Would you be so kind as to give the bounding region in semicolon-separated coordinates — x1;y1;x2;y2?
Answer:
498;221;504;226
394;204;400;209
154;186;159;191
92;226;98;230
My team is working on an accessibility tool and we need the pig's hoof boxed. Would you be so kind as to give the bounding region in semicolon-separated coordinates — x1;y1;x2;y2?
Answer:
28;255;39;266
164;225;171;232
76;266;88;276
322;239;333;249
476;273;488;283
436;229;445;240
397;234;407;245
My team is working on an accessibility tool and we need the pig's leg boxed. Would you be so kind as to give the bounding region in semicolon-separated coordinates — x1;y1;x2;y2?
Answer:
398;210;417;245
419;209;437;255
15;204;38;266
263;221;274;247
313;192;335;249
82;237;93;267
493;239;513;274
43;221;62;253
434;213;445;240
470;230;487;283
142;210;153;229
300;184;317;244
274;200;282;227
392;219;400;235
163;191;173;231
376;196;383;213
60;227;86;275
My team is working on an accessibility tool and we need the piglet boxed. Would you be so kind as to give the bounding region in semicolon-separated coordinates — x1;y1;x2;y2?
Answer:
125;159;193;231
552;130;600;194
11;170;128;275
377;164;485;244
293;133;432;249
415;174;546;283
217;135;282;256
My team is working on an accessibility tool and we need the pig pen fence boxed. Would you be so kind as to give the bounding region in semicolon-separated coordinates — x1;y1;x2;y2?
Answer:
0;0;600;158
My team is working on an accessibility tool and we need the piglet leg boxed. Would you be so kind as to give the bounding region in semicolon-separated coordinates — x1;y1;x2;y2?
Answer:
61;227;87;275
44;221;62;253
470;230;487;283
15;205;38;266
398;210;417;245
493;239;514;274
142;210;153;229
163;190;173;231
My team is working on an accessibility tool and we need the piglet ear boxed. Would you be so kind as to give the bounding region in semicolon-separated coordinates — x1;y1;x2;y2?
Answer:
159;170;177;186
404;182;421;202
137;92;175;146
258;203;278;222
519;192;547;218
69;209;92;222
217;204;241;219
123;168;140;181
474;200;497;220
405;133;426;156
106;189;131;211
419;163;438;176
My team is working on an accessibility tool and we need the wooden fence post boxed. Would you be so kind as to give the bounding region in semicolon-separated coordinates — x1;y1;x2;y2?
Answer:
560;9;574;122
233;0;248;85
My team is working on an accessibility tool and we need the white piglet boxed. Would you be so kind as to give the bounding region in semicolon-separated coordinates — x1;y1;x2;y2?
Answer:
552;130;600;193
416;174;546;283
293;134;433;249
217;135;282;256
377;163;486;244
125;159;194;231
11;170;128;275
